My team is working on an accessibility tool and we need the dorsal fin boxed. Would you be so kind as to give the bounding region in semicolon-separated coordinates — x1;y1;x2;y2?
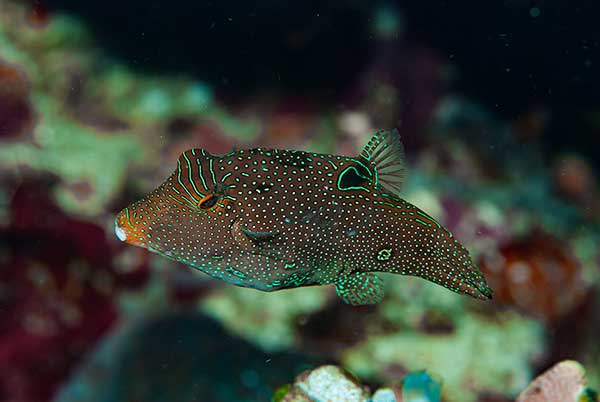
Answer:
359;129;406;196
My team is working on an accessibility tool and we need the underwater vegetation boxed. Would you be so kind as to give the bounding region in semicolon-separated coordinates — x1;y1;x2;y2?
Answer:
0;1;599;402
274;361;598;401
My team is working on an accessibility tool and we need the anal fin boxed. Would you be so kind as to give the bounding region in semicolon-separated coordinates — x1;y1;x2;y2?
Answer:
334;272;385;306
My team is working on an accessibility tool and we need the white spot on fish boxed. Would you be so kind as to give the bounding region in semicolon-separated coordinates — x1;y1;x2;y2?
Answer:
114;222;127;242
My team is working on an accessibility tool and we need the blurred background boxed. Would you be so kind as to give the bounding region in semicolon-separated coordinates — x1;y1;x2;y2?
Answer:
0;0;599;401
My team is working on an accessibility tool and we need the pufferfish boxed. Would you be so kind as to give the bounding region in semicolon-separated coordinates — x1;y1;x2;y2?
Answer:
115;130;492;305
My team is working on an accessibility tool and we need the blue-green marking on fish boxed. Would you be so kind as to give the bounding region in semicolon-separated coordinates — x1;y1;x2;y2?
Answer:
115;130;493;305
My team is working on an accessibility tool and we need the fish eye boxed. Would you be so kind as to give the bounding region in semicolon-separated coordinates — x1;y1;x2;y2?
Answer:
198;193;219;209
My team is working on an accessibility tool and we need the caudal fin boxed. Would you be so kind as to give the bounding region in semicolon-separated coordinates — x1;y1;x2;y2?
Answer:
394;205;493;300
435;238;493;300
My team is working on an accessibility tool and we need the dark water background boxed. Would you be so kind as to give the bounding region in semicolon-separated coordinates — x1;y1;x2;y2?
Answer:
44;0;600;165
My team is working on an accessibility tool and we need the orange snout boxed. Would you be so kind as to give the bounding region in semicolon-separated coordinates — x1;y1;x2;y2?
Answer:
114;207;145;247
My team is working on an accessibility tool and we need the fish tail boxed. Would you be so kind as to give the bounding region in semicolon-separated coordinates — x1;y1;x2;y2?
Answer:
436;237;493;300
390;205;493;300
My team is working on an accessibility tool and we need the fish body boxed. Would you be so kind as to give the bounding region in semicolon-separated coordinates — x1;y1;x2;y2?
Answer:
115;130;492;305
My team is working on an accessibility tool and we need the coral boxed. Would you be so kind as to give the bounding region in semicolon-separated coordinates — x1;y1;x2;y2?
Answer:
0;2;259;219
274;362;597;402
338;279;545;402
479;231;589;323
516;360;598;402
0;3;599;402
0;94;139;215
279;365;370;402
0;8;139;216
401;371;441;402
275;365;443;402
200;285;330;351
371;388;402;402
552;154;600;221
0;178;149;402
0;59;34;138
101;69;214;125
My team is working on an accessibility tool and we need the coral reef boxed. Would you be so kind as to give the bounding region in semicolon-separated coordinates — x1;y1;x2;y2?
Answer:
0;59;33;139
479;231;589;323
0;1;599;402
275;361;597;402
0;95;139;215
516;360;598;402
0;178;149;402
277;366;371;402
275;365;441;402
340;281;545;402
201;285;330;351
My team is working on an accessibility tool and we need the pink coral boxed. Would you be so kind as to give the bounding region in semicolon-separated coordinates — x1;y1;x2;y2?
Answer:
0;178;149;402
479;231;588;323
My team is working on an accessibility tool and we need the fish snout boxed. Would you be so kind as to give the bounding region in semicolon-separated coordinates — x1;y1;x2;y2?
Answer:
115;218;127;241
114;207;145;247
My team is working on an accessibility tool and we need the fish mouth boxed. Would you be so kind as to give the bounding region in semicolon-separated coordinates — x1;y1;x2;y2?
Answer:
115;222;127;241
114;215;134;244
114;209;146;247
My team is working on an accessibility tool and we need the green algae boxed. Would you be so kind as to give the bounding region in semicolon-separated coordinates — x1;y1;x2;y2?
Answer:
342;279;545;402
100;67;214;124
0;96;139;215
0;4;93;88
97;65;260;137
0;2;215;215
200;286;329;351
588;366;600;400
272;384;292;402
0;5;138;215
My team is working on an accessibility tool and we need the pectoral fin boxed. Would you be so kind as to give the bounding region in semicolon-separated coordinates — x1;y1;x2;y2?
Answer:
334;271;385;306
